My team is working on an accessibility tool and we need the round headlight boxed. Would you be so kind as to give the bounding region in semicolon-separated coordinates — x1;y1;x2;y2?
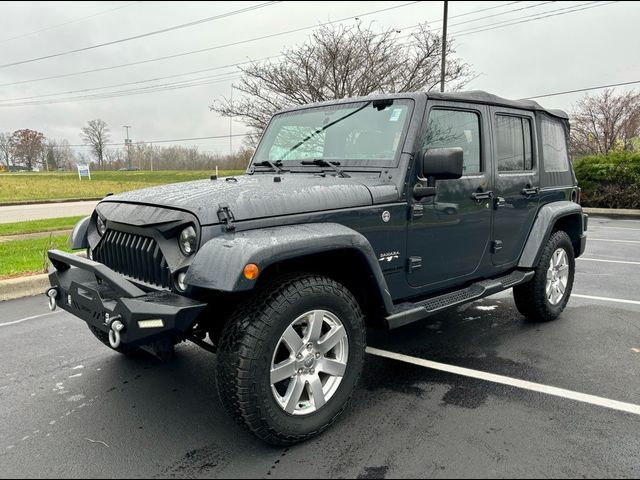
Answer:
96;216;107;236
179;226;197;256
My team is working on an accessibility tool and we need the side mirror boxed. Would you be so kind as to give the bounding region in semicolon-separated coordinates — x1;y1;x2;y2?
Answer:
413;147;464;199
422;147;464;180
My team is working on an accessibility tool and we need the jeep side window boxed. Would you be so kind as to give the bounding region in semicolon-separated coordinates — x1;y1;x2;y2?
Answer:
496;115;533;172
541;119;570;173
423;109;481;174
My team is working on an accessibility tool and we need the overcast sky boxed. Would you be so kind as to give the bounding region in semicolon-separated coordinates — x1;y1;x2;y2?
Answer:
0;0;638;155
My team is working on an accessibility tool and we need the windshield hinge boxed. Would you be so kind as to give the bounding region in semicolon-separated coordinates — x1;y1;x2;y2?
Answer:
217;203;236;232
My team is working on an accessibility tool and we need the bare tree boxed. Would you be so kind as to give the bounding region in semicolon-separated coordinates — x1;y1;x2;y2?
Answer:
211;23;471;141
570;89;640;157
10;129;46;170
0;132;12;168
81;119;111;169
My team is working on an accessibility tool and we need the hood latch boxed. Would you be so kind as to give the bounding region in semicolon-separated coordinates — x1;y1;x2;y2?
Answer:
217;203;236;232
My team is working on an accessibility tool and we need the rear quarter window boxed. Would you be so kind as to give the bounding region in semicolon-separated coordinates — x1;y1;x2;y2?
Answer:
541;119;569;173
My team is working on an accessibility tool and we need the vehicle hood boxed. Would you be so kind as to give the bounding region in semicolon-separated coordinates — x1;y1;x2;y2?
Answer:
99;173;398;225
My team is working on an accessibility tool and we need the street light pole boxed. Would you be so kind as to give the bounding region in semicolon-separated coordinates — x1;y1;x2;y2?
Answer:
440;0;449;93
123;125;132;169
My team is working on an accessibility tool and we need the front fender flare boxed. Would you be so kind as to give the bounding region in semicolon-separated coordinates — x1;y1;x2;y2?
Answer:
185;223;394;311
69;216;91;250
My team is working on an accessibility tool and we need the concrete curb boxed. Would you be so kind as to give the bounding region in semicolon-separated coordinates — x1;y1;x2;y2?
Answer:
583;208;640;217
0;230;73;243
0;274;49;302
0;198;102;207
0;252;86;302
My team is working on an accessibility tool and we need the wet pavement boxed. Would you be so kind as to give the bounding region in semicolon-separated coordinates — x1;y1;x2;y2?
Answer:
0;215;639;478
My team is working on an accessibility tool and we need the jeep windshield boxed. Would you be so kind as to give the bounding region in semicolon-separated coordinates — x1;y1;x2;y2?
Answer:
252;99;414;169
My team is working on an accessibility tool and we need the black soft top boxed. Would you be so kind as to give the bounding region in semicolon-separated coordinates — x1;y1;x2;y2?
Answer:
426;91;569;120
277;90;568;120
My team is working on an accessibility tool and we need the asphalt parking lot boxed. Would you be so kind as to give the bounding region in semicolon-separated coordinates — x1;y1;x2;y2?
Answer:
1;215;639;478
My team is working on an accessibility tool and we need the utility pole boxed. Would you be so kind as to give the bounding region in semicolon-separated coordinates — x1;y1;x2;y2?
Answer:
440;0;449;93
123;125;132;169
229;86;233;156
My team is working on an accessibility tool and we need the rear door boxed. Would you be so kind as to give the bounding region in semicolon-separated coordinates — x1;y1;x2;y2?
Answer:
406;101;493;290
490;107;540;267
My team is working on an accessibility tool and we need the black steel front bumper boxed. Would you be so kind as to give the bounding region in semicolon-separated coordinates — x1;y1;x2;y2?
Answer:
46;250;206;347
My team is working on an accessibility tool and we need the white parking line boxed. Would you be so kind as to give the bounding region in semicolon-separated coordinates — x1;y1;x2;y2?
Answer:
592;226;640;231
589;238;640;244
572;294;640;306
578;258;640;266
0;311;63;328
366;347;640;416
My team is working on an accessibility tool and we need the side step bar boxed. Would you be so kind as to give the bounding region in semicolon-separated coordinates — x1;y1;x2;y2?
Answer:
385;270;534;330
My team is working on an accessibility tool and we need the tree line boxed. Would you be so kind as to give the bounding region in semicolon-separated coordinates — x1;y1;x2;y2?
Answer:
0;120;251;172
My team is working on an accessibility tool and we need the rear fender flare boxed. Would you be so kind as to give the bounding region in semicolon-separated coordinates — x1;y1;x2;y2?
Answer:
518;201;584;268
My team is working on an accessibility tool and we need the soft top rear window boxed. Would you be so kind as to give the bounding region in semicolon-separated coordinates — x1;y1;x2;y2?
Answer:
541;118;570;173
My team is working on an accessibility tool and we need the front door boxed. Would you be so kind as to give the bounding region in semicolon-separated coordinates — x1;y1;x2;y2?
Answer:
407;102;493;291
490;107;540;267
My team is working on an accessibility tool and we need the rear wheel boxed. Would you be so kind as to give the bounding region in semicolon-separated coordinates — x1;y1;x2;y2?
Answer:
216;274;366;445
514;230;575;322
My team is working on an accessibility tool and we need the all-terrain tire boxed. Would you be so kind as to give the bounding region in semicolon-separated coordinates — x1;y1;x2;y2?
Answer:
514;230;575;322
215;274;366;446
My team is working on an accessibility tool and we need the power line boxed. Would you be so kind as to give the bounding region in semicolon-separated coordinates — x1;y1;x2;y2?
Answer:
1;1;627;108
0;74;244;107
0;64;257;102
0;1;143;45
524;79;640;99
453;1;619;36
3;0;526;94
61;133;251;148
0;1;283;69
0;1;550;101
0;55;277;89
446;1;556;29
0;1;423;86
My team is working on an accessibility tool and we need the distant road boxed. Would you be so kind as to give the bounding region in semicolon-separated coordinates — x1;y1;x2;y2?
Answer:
0;201;98;224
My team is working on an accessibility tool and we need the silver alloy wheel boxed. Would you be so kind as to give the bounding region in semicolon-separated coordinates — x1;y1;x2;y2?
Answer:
546;248;570;306
270;310;349;416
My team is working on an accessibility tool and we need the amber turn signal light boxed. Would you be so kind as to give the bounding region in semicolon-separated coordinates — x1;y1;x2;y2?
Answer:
243;263;260;280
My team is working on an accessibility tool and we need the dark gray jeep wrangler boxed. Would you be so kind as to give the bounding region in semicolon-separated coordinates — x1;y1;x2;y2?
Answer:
47;91;587;445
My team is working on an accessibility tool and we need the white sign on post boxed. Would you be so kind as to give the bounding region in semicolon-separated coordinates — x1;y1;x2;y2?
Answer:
77;164;91;180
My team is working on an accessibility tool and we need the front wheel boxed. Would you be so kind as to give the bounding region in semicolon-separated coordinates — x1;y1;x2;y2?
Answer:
514;230;575;322
216;274;366;445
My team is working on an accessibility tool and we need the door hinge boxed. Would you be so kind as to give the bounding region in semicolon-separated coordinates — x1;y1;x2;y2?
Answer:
407;256;422;273
411;203;424;219
217;203;236;232
492;240;503;253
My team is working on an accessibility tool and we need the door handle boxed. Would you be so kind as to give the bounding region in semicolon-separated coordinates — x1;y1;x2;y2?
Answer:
472;191;494;202
521;186;540;196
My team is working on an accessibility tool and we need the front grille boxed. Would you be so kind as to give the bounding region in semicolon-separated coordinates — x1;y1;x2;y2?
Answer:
94;230;171;288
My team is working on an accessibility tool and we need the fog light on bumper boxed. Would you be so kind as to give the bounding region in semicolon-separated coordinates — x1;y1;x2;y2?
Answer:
138;319;165;329
176;272;187;292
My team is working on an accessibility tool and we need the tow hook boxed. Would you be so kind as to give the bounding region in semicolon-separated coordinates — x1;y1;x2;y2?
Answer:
107;317;125;349
46;287;58;311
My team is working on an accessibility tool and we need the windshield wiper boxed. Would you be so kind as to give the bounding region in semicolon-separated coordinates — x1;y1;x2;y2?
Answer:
300;159;350;178
281;101;372;160
253;160;284;173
